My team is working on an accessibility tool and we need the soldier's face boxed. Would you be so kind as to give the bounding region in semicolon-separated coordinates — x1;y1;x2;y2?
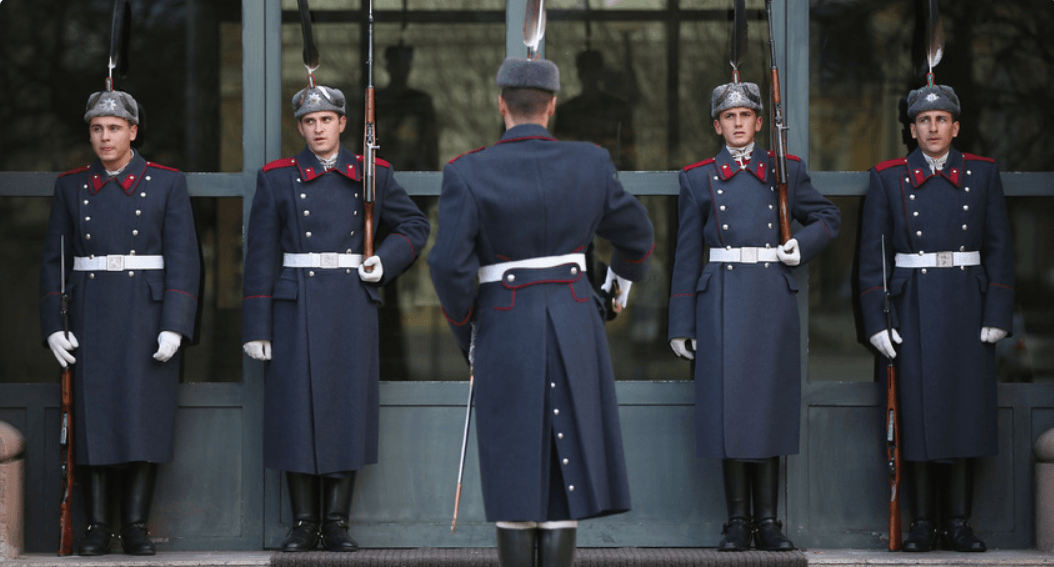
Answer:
910;110;959;158
714;108;762;148
298;111;347;157
89;116;137;169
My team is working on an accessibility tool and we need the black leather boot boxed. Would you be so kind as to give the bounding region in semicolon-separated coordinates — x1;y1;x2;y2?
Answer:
320;472;359;552
119;461;158;555
496;527;537;567
902;461;937;552
281;472;320;552
537;527;575;567
752;457;795;551
941;459;986;552
76;466;114;556
718;459;752;551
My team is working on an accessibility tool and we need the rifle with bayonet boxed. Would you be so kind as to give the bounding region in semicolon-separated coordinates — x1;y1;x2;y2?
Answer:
882;235;902;551
362;0;379;272
764;0;792;244
58;236;75;556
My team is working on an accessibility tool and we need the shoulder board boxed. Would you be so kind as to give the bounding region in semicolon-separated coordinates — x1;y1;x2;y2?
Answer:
962;153;995;163
355;156;392;168
766;151;801;162
59;165;90;178
875;157;908;172
683;158;715;172
448;146;486;164
146;162;180;172
263;157;297;172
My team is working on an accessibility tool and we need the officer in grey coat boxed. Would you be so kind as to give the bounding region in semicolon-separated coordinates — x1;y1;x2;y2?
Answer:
40;89;201;556
242;82;429;552
668;80;840;551
858;85;1013;553
428;57;654;567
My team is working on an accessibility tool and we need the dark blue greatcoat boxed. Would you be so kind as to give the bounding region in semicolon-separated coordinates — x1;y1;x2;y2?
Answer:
428;124;654;522
243;145;428;475
39;152;200;466
668;146;840;460
858;147;1013;461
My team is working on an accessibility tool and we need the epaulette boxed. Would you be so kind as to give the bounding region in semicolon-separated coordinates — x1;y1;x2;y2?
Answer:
683;158;715;172
875;157;908;172
355;155;392;168
963;153;995;163
59;165;90;178
146;162;180;172
448;146;486;164
767;151;801;162
263;157;297;172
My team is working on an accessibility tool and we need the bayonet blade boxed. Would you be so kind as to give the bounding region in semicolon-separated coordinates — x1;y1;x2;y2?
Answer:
108;0;132;85
731;0;748;80
523;0;547;59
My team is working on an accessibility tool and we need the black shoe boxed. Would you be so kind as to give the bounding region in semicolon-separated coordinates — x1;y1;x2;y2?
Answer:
76;523;114;556
754;518;796;551
120;522;156;555
320;519;359;552
941;518;986;552
281;520;320;552
902;520;937;552
717;517;752;551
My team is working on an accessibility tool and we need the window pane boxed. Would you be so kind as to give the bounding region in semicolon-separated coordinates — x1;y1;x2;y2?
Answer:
809;0;1053;172
0;0;243;172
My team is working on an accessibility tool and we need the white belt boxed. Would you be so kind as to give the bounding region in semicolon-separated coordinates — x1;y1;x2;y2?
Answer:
73;255;164;271
283;252;363;269
709;247;780;264
478;253;587;284
895;251;980;268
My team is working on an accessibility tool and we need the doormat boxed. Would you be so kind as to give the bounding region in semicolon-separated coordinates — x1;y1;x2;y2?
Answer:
270;547;808;567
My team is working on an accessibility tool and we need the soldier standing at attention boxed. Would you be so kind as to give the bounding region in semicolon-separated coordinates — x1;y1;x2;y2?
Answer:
428;56;654;567
858;84;1012;553
667;78;840;551
40;86;201;556
241;78;429;552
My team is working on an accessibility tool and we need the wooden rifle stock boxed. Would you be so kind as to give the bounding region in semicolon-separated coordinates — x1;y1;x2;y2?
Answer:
887;358;902;551
765;0;792;245
362;0;377;270
58;365;74;556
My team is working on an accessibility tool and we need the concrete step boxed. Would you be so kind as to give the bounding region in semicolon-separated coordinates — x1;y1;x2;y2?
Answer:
5;549;1054;567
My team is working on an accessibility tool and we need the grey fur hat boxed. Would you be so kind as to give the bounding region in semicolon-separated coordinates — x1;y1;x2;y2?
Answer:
711;81;763;118
496;57;561;93
292;85;347;119
84;90;139;124
906;84;960;119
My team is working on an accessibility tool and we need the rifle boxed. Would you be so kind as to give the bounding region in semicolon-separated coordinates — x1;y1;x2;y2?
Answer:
764;0;792;244
362;0;378;271
882;235;902;551
58;236;74;556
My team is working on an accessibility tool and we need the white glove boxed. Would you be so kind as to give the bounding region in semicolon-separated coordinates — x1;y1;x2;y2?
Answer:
869;329;902;359
47;331;79;368
670;338;697;360
981;327;1008;343
777;238;801;266
243;340;272;361
153;331;183;362
358;255;384;283
600;267;632;311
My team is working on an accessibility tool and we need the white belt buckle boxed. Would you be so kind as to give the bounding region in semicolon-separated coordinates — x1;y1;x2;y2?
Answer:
320;253;339;269
106;255;125;271
740;248;758;264
937;252;953;268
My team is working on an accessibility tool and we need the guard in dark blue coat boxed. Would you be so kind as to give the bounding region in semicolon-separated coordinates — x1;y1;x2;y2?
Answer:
428;57;654;567
858;85;1013;553
40;88;201;556
242;80;429;552
668;80;840;551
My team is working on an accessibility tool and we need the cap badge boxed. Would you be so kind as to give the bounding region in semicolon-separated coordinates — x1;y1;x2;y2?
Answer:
925;93;939;102
307;92;322;105
103;98;118;111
